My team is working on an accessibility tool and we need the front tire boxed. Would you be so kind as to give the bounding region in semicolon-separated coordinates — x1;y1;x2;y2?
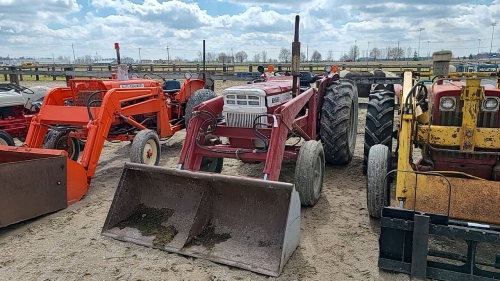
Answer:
366;144;391;218
130;129;161;166
199;134;223;173
0;129;15;146
43;130;80;161
320;79;359;164
295;140;325;206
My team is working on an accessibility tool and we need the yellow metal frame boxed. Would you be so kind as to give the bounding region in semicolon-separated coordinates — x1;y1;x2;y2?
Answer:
394;71;500;224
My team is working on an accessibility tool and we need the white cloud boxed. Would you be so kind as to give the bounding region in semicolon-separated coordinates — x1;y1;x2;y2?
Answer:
0;0;499;61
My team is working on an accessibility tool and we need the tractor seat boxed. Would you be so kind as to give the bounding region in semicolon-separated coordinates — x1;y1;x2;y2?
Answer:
163;80;181;94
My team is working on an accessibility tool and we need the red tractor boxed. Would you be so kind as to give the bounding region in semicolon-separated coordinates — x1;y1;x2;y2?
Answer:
0;83;51;145
101;15;359;277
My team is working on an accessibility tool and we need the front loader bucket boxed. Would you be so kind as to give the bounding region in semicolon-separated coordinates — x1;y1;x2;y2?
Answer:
0;147;68;227
102;162;301;277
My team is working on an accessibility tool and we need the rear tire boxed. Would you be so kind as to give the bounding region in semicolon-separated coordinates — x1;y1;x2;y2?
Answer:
184;89;217;128
0;129;15;146
130;129;161;166
366;144;391;218
320;79;359;164
363;89;395;173
295;140;325;206
43;130;80;161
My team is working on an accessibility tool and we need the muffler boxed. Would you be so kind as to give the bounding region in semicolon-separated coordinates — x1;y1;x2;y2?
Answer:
101;162;301;277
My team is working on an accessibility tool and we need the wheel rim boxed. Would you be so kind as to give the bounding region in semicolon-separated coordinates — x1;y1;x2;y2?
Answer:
142;139;158;165
0;138;8;146
56;136;76;159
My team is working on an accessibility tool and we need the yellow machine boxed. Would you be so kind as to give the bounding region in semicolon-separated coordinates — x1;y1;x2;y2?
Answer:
365;51;500;280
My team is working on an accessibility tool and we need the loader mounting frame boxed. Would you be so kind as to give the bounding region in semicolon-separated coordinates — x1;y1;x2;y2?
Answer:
379;207;500;281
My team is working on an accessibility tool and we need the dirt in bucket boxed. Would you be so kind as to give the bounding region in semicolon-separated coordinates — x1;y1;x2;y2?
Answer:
185;223;231;250
115;203;178;248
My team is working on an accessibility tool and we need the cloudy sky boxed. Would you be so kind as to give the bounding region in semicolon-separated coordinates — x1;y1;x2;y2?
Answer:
0;0;499;61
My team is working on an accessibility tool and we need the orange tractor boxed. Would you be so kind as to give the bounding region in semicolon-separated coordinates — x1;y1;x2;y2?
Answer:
0;57;216;227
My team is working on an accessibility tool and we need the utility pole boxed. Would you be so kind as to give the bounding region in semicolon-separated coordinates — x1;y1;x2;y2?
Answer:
138;48;141;63
166;46;170;64
306;44;308;62
490;23;497;56
417;27;425;59
71;43;76;64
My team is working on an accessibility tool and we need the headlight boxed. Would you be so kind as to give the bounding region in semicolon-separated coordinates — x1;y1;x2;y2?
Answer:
439;97;456;111
482;97;500;111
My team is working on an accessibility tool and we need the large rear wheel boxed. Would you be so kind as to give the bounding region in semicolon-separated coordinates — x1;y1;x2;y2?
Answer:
184;89;217;128
130;129;161;166
43;130;80;161
0;129;15;146
295;140;325;206
366;144;391;218
363;89;395;173
320;79;359;164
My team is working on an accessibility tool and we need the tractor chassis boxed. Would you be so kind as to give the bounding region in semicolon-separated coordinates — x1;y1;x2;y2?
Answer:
379;207;500;280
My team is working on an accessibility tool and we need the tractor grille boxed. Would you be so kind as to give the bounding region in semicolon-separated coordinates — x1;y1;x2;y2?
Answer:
226;112;266;128
438;100;498;128
436;100;498;159
75;90;102;107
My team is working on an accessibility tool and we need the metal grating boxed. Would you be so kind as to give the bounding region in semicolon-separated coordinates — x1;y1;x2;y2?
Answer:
226;112;266;128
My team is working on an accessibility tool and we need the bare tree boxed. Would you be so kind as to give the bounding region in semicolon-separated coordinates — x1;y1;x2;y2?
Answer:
206;52;217;63
406;47;413;59
326;50;333;61
369;47;381;61
218;52;229;64
235;51;248;63
340;54;350;62
349;45;359;61
300;52;306;62
253;53;261;63
278;47;291;63
311;50;322;62
261;51;267;63
387;47;405;61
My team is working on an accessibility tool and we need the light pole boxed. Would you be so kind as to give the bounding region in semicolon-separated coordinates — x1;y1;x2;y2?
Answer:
138;48;142;63
354;40;357;62
71;43;76;64
417;27;425;59
427;41;430;58
166;46;170;64
478;39;481;57
490;23;497;56
367;42;370;61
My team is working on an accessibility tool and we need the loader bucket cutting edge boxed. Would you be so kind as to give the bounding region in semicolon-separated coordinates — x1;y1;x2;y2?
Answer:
0;147;68;228
101;162;301;277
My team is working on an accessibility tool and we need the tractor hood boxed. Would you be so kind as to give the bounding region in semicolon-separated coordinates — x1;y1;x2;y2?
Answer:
0;85;51;111
0;89;26;107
